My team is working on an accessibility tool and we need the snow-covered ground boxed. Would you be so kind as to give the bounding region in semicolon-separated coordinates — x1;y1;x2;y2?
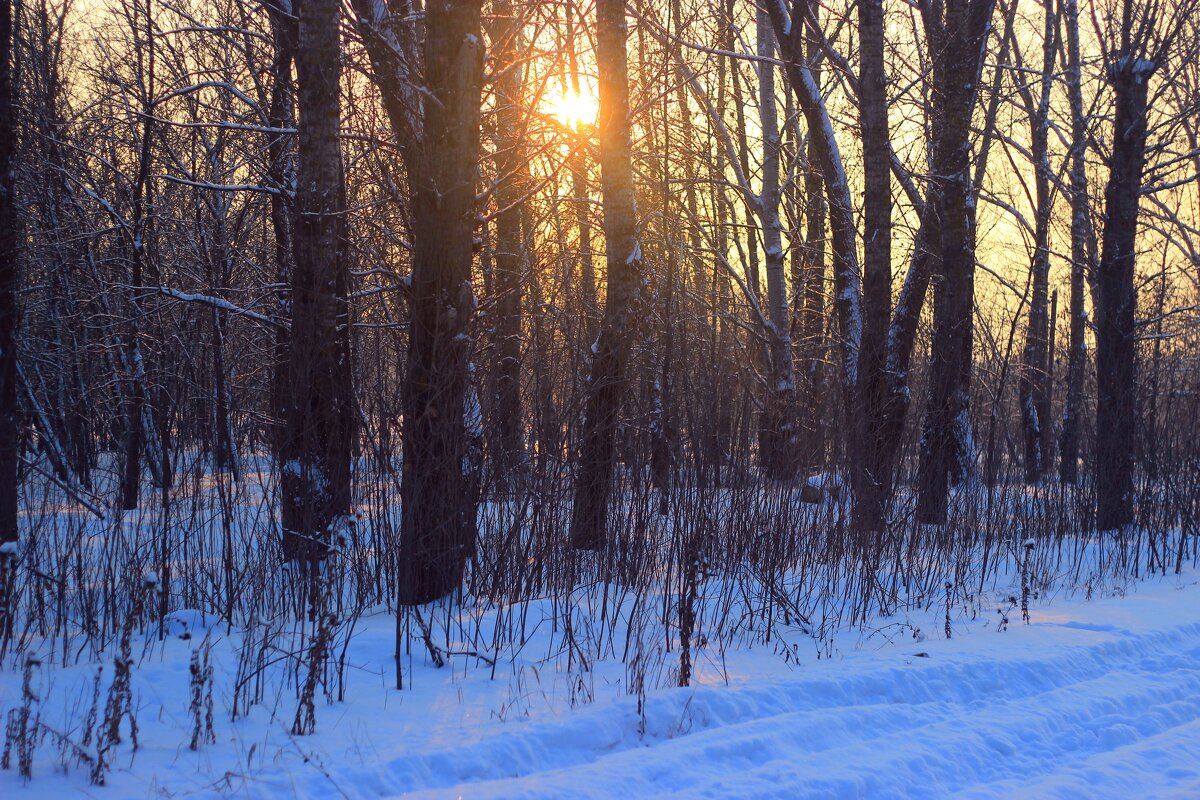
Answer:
3;567;1198;798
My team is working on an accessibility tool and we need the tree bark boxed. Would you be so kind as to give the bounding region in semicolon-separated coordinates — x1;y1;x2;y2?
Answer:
794;28;827;473
0;0;20;632
265;0;298;459
398;0;484;601
565;3;597;341
489;0;527;489
280;0;353;562
119;0;158;511
1059;0;1094;485
768;0;863;398
570;0;644;550
352;0;486;603
851;0;892;532
1018;1;1058;482
915;0;995;524
1095;49;1154;531
756;6;798;480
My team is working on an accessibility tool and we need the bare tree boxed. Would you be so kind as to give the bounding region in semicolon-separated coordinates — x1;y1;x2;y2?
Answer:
118;0;160;510
1017;0;1059;482
264;0;298;459
754;6;797;480
569;0;644;550
915;0;996;524
488;0;528;488
768;0;926;534
0;0;19;631
1059;0;1096;485
354;0;485;602
280;0;353;562
851;0;892;532
768;0;862;397
1093;0;1190;530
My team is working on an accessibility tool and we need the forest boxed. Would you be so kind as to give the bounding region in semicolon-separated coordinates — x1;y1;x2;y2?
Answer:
0;0;1199;794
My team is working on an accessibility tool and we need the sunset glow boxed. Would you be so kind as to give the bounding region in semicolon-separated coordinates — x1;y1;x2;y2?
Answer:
550;89;599;128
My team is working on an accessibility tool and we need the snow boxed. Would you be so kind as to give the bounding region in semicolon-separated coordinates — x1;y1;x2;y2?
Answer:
3;565;1198;797
390;601;1200;798
1131;59;1156;85
626;242;643;266
464;363;483;439
768;0;792;38
2;457;1197;798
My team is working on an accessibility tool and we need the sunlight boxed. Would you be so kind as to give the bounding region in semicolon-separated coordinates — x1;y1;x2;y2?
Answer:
550;89;599;129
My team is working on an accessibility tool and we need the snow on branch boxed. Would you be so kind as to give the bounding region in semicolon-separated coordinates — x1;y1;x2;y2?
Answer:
156;287;284;328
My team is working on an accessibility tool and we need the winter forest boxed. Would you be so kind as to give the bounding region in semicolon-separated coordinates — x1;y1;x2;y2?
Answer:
1;0;1200;794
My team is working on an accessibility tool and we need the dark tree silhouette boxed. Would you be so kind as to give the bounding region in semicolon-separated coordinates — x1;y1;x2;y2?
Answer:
570;0;645;550
280;0;353;562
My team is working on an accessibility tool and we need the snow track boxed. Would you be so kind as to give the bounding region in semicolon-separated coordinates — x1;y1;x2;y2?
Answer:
6;578;1199;798
234;584;1200;800
384;624;1200;799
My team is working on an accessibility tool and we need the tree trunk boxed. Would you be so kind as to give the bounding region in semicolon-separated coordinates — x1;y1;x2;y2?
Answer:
756;7;797;480
351;0;485;602
851;0;892;533
570;0;644;550
280;0;353;562
265;0;297;459
489;0;527;489
0;0;20;633
1059;0;1093;485
795;56;827;473
1019;1;1058;482
119;0;158;511
397;0;484;602
1095;52;1154;531
915;0;995;524
565;3;597;341
768;0;862;399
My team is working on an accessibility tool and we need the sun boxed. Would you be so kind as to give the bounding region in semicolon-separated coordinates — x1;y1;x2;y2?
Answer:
550;89;599;129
